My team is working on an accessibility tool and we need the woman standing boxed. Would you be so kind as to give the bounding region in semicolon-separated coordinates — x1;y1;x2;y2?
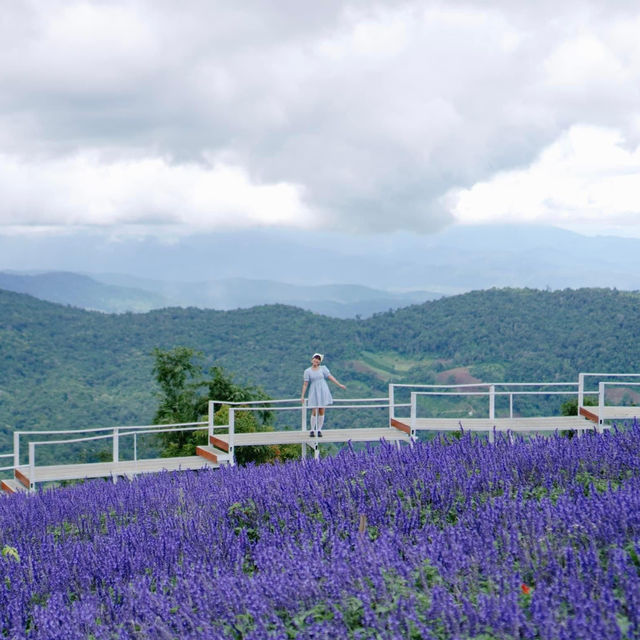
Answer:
301;353;346;437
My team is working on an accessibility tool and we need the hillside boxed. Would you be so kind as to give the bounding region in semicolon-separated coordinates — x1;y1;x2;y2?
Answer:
2;287;640;449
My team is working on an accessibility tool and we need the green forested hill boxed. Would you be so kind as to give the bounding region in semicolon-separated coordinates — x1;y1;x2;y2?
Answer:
2;287;640;450
361;288;640;380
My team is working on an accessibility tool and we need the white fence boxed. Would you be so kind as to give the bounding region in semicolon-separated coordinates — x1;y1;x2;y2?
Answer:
3;372;640;491
208;396;406;461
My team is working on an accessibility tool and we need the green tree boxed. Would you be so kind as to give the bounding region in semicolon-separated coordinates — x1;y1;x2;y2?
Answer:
560;396;597;417
152;347;205;454
152;347;298;464
560;396;598;439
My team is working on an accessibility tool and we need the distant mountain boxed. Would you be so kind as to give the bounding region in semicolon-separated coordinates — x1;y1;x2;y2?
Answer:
0;271;439;317
1;224;640;292
0;271;165;312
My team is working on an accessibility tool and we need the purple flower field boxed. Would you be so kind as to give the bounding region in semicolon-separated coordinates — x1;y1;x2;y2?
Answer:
2;424;640;639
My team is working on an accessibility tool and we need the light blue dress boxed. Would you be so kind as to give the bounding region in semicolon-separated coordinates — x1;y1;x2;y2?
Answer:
304;365;333;408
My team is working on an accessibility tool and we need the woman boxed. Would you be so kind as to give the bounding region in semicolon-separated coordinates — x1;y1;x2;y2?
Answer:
301;353;346;437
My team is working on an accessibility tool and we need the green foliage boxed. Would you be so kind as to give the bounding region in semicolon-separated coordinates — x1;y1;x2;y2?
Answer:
214;404;298;466
3;287;640;456
153;346;204;424
1;545;19;562
152;347;297;465
560;396;597;416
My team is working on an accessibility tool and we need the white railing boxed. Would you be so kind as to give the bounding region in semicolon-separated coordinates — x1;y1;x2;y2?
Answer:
397;381;590;443
578;373;640;423
207;396;408;462
4;396;405;490
597;381;640;423
5;373;640;491
391;380;586;421
17;422;209;490
0;452;14;473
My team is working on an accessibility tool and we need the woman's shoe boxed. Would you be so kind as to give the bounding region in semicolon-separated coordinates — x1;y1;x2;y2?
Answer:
317;431;323;437
309;430;315;437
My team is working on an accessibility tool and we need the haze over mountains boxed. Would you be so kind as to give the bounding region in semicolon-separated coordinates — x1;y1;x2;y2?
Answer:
0;272;436;317
1;224;639;316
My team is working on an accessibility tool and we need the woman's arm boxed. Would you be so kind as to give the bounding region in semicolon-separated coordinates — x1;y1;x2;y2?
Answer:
328;375;346;390
301;380;308;403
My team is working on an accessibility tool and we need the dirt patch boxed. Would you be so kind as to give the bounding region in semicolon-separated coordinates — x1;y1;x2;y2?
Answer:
345;360;388;380
607;387;640;405
436;367;482;386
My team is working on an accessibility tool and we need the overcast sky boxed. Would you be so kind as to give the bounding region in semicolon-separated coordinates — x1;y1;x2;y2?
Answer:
1;0;640;240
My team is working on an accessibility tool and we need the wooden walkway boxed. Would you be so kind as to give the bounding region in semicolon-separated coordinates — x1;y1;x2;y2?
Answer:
1;456;222;494
3;372;639;494
1;428;409;494
211;427;411;448
391;415;599;434
580;406;639;422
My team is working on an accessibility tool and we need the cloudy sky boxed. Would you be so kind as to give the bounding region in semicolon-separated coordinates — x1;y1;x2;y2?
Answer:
1;0;640;241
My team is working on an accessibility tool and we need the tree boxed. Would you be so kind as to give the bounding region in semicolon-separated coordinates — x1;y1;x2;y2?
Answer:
560;396;597;417
151;347;297;464
560;396;597;439
152;347;206;454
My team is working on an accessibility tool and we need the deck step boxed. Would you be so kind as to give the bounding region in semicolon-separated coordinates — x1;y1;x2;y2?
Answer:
14;468;31;488
390;418;411;434
196;445;231;464
1;479;28;494
210;435;230;452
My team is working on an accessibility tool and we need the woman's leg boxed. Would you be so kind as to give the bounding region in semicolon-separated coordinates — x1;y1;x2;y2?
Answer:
317;408;325;434
310;408;317;435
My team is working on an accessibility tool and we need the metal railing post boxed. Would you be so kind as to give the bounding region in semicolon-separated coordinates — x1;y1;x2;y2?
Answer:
113;427;119;463
113;427;119;483
28;442;35;492
489;385;495;420
208;400;214;441
301;399;307;460
388;384;395;426
509;393;513;419
598;382;605;433
133;434;138;462
229;408;235;466
410;392;417;442
578;373;584;413
489;385;495;444
13;431;19;470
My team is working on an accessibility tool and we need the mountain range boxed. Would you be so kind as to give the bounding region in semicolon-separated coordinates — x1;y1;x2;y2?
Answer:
2;224;640;315
0;271;438;317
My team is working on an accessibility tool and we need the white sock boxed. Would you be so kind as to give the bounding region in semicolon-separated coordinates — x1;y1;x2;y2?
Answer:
310;414;317;430
317;414;325;431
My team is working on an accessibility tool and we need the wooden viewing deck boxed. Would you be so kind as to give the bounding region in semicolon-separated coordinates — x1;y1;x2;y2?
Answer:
2;456;220;494
2;372;639;494
391;415;599;434
210;427;411;448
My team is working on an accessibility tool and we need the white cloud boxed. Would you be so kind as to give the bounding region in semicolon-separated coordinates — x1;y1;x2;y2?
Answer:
0;152;312;231
446;125;640;232
2;1;640;236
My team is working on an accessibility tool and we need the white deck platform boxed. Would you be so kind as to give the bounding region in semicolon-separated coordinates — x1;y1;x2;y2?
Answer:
13;455;217;488
580;405;640;421
4;374;637;494
213;427;412;448
392;416;599;433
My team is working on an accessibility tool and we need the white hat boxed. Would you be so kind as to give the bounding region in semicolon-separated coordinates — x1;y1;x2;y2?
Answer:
312;353;324;361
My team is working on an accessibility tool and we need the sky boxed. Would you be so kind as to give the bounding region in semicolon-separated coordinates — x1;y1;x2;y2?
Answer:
1;0;640;246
